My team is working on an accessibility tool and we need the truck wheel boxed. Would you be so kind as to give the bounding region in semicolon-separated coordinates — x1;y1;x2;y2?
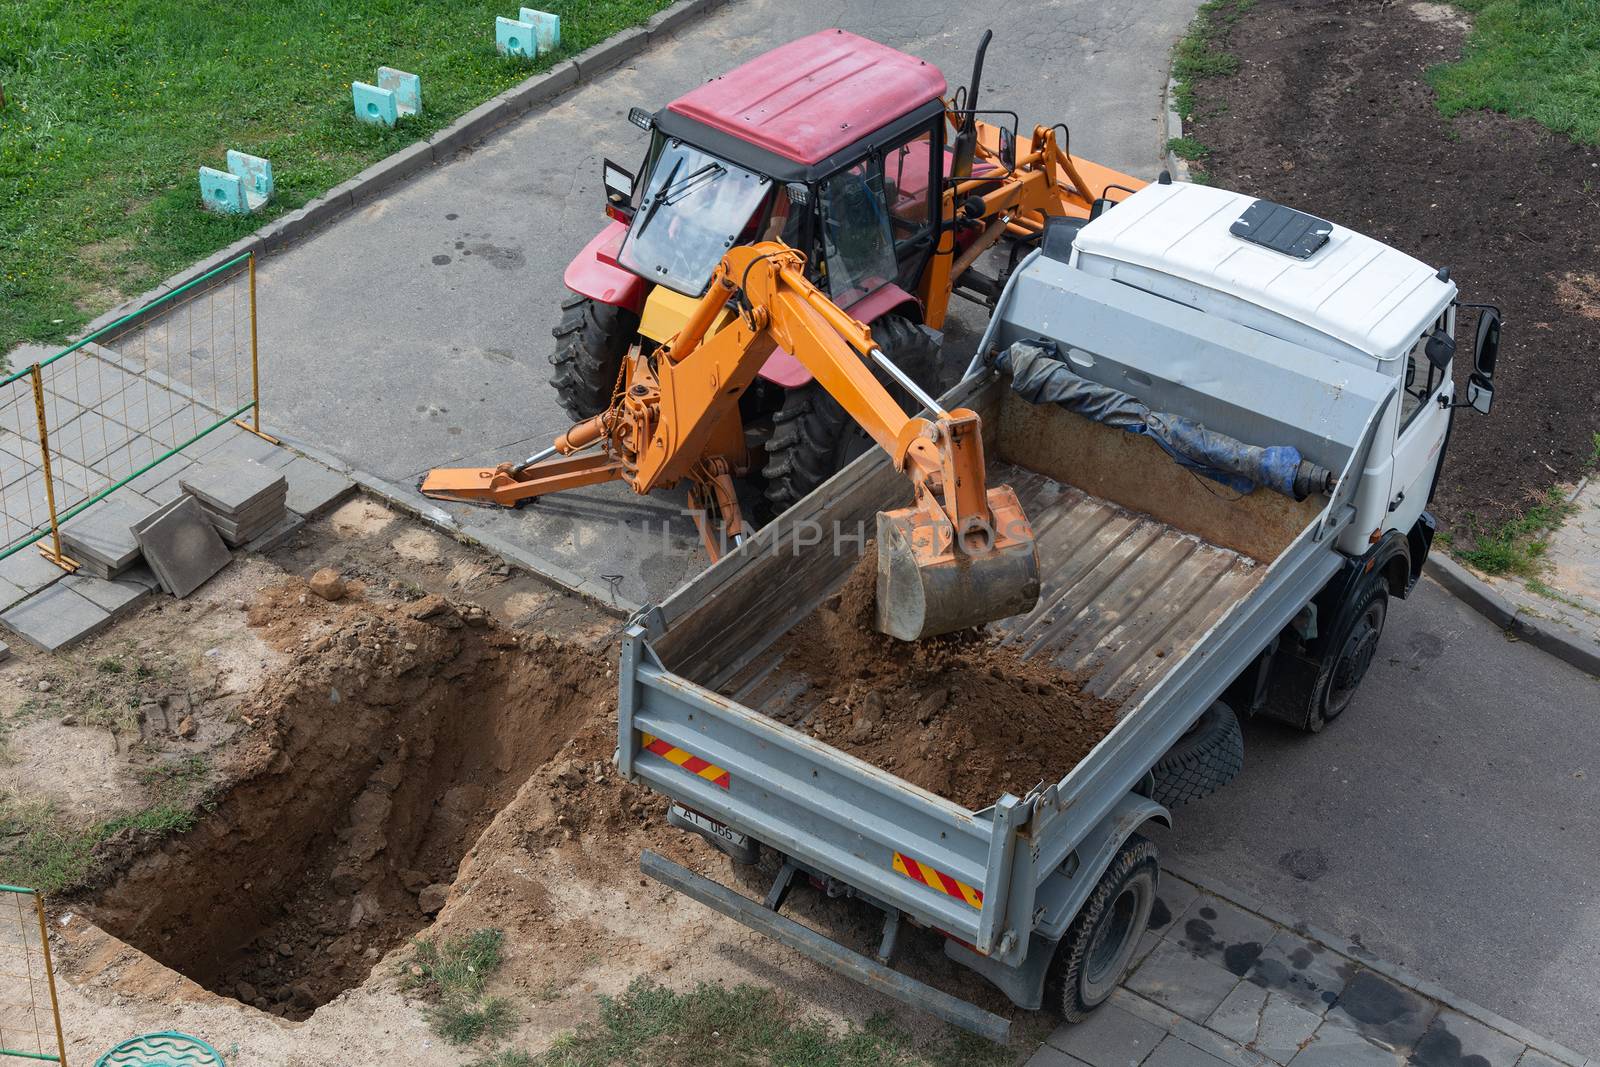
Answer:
1307;579;1388;731
549;293;640;421
760;314;940;515
1149;701;1243;808
1049;834;1159;1023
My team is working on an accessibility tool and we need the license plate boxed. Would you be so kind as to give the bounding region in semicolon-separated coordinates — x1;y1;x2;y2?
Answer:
671;804;749;850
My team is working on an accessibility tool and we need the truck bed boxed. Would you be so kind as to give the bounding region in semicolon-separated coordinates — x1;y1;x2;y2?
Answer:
719;460;1265;728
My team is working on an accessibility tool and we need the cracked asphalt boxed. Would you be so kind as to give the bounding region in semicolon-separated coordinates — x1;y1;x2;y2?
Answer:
254;0;1200;608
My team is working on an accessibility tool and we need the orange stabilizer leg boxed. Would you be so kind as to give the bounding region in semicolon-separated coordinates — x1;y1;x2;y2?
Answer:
420;452;623;507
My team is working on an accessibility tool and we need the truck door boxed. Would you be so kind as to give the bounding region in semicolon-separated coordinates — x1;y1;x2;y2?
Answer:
1389;311;1454;534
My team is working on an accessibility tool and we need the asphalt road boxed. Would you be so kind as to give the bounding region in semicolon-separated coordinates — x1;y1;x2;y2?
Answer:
255;0;1200;608
1155;577;1600;1055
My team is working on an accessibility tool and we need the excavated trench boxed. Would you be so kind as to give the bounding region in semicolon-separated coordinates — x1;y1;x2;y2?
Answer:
85;593;613;1019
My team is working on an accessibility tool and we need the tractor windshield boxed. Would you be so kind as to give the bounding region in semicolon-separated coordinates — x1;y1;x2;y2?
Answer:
618;138;770;297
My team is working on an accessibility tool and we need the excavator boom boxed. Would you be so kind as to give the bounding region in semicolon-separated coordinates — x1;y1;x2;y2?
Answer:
421;242;1040;640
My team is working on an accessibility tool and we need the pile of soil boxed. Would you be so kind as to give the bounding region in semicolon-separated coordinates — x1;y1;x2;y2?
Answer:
771;547;1121;809
85;580;622;1020
1184;1;1600;530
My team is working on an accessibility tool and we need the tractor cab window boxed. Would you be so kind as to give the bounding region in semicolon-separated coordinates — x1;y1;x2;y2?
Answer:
820;160;898;306
618;138;770;297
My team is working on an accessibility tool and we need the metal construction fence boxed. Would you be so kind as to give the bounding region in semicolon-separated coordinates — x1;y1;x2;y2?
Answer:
0;252;268;569
0;885;67;1065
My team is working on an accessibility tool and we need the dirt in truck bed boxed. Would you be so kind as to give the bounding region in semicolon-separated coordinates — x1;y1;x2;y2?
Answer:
773;546;1122;810
1184;0;1600;532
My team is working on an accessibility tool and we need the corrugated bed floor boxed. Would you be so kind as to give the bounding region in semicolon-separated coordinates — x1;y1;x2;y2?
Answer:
993;463;1263;709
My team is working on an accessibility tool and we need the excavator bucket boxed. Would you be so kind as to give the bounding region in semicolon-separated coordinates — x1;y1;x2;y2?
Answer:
875;486;1041;641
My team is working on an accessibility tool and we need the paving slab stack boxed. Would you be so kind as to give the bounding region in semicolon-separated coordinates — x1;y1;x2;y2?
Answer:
58;495;154;579
179;458;289;547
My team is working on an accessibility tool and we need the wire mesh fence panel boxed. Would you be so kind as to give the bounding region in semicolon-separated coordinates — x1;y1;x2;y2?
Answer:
0;253;261;566
0;886;68;1064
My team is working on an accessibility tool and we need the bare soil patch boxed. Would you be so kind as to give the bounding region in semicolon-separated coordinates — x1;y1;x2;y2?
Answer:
1184;1;1600;529
772;547;1121;809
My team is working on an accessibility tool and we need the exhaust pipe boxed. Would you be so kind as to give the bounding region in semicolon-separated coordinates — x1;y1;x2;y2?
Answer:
949;29;992;179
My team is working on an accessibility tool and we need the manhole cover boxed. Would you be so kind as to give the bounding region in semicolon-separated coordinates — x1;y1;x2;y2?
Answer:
95;1032;225;1067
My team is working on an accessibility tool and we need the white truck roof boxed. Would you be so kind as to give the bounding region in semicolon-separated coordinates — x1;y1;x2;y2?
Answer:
1070;182;1455;364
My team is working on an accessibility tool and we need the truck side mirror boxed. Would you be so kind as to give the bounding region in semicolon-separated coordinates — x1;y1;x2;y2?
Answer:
1467;373;1494;415
997;126;1016;172
602;159;635;222
1474;307;1501;378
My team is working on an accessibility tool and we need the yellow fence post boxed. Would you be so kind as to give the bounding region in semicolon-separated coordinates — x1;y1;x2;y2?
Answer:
234;252;279;445
33;897;67;1067
28;365;77;574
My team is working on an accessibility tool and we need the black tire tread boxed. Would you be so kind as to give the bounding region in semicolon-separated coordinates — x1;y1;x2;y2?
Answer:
1050;835;1160;1023
548;293;639;422
760;314;939;513
1149;702;1244;808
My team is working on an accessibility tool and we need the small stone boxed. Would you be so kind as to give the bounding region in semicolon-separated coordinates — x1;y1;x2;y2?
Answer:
859;691;885;724
309;568;346;602
60;715;78;726
235;980;258;1002
177;716;198;739
399;869;431;894
418;884;450;914
234;599;248;611
37;680;52;693
848;717;874;743
403;641;418;652
917;688;949;724
277;942;294;958
289;983;317;1009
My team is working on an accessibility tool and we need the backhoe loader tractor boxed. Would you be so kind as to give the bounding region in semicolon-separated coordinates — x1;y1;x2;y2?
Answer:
549;28;1142;515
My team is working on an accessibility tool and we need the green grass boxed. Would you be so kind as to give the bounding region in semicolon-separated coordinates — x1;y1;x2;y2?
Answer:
1430;0;1600;143
1165;136;1209;162
0;0;669;357
0;794;197;894
402;928;517;1046
1455;487;1579;577
1170;0;1256;122
527;979;1014;1067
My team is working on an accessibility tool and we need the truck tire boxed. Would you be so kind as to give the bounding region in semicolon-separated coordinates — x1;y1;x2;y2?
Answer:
1306;578;1389;732
761;314;940;515
1049;834;1159;1023
1149;701;1243;808
549;293;640;422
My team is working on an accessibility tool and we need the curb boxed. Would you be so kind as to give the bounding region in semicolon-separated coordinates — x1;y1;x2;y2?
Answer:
1423;554;1600;678
1161;863;1594;1067
1162;77;1193;182
72;0;730;342
265;431;640;621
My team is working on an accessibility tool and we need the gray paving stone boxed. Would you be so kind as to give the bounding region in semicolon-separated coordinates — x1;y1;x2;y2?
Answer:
0;639;10;663
1150;875;1201;939
1047;1002;1166;1067
133;495;232;598
190;426;284;467
98;434;167;479
0;574;25;610
1026;1045;1093;1067
60;495;156;571
1174;894;1280;977
42;359;134;406
1127;941;1242;1024
0;549;69;597
180;457;287;514
1207;983;1321;1065
0;448;31;484
104;385;186;430
1144;1035;1235;1067
242;513;305;554
1239;928;1350;1013
0;581;113;651
1290;1021;1404;1066
62;571;156;619
281;456;356;518
51;409;127;465
1322;972;1436;1056
1408;1011;1526;1067
1513;1050;1570;1067
125;454;193;496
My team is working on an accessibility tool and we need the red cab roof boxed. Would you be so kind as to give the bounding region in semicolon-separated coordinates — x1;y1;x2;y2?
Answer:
665;29;948;166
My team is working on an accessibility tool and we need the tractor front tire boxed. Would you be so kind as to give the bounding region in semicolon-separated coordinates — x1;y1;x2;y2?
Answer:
761;313;940;516
549;293;639;422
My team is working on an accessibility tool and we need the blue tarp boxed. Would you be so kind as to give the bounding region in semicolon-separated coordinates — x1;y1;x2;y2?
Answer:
997;340;1307;498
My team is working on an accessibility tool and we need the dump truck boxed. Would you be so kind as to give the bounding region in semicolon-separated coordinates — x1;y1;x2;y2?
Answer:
616;179;1503;1039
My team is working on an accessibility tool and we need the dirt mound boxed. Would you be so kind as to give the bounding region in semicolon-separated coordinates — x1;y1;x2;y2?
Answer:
774;547;1121;809
86;579;618;1019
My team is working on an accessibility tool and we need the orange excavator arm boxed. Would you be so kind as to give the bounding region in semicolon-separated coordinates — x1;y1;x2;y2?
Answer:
421;241;1039;639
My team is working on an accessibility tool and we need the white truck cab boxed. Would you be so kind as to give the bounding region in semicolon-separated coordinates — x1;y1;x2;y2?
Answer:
1062;180;1500;556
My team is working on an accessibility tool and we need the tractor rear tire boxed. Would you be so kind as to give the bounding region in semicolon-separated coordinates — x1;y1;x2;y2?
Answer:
549;293;639;422
760;313;940;516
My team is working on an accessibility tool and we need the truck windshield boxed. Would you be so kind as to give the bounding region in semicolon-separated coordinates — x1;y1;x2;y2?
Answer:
618;139;769;297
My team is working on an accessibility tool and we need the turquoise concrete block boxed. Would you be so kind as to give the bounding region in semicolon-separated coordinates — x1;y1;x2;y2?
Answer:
518;8;560;51
352;80;398;127
377;66;421;117
496;15;537;58
199;167;247;215
225;150;274;206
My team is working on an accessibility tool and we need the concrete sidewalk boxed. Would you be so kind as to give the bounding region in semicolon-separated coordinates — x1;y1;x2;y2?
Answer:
1035;870;1590;1067
251;0;1200;610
